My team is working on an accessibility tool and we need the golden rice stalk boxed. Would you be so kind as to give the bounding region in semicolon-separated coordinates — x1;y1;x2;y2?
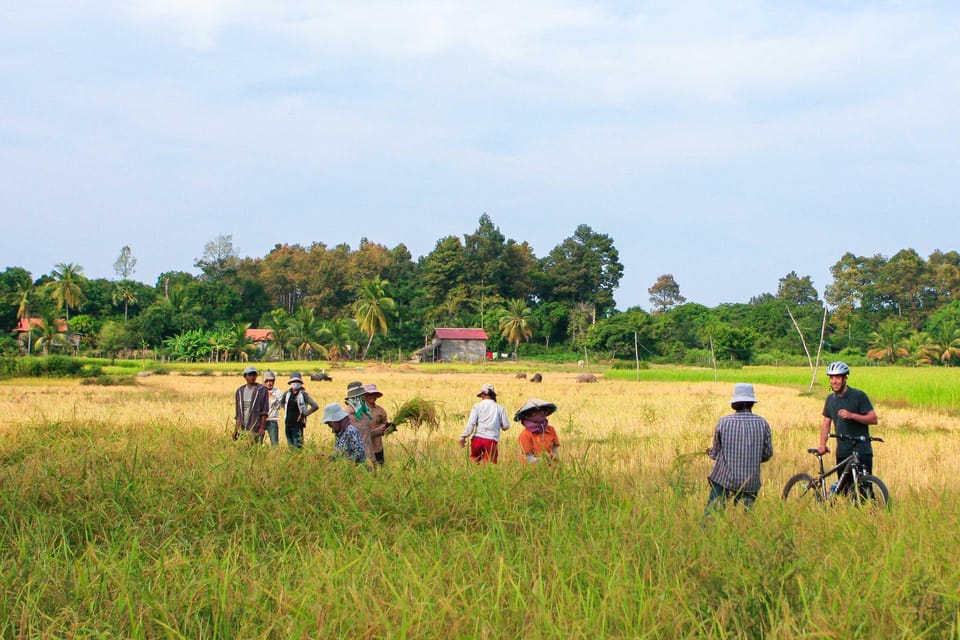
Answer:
389;395;443;433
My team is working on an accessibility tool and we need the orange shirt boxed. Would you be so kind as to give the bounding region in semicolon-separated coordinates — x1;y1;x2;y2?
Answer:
518;426;560;463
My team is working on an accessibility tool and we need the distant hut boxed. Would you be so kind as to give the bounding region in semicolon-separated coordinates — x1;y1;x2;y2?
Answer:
413;328;488;363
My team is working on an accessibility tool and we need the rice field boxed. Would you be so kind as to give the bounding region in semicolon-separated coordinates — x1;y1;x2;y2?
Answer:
2;366;959;638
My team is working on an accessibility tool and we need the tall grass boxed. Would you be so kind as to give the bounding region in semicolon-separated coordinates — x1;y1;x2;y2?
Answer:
1;372;959;637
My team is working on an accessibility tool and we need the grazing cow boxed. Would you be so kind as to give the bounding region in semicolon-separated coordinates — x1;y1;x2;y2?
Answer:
576;373;598;383
516;373;527;379
311;370;333;382
530;373;542;383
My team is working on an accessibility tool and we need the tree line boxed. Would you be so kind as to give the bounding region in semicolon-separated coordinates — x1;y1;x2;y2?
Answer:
2;215;959;366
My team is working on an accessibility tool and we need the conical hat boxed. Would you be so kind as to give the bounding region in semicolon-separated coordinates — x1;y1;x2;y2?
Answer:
513;397;557;422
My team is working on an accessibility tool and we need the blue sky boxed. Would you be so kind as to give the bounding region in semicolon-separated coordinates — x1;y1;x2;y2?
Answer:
2;1;958;310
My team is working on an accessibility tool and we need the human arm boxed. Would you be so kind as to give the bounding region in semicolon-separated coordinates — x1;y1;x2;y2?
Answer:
706;421;721;459
301;391;321;420
761;424;773;462
817;415;832;454
837;407;877;425
460;405;480;445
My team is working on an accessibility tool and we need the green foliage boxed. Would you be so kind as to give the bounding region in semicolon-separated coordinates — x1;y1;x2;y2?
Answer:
15;355;85;378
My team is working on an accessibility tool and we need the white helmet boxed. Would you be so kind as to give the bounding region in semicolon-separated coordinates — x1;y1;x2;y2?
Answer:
826;361;850;376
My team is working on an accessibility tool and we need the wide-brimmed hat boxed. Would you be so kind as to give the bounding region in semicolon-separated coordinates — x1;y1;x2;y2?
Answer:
263;370;276;381
321;402;350;423
730;383;758;404
514;397;558;422
346;381;366;399
242;366;258;376
476;383;496;397
363;383;383;398
288;372;304;384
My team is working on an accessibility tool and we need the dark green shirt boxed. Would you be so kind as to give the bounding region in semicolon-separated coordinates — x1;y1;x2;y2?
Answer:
822;386;874;457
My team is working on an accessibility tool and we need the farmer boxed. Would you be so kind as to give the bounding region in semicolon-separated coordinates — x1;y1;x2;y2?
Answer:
459;383;510;463
704;383;774;513
515;398;560;465
281;372;320;449
233;365;269;442
344;381;377;465
322;402;366;464
817;361;878;473
363;383;390;466
262;370;284;447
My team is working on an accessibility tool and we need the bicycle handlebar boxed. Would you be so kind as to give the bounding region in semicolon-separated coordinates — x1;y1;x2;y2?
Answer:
829;433;884;443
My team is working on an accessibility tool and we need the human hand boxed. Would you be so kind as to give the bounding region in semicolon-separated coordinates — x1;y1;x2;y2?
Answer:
816;445;829;455
232;430;239;441
459;437;467;448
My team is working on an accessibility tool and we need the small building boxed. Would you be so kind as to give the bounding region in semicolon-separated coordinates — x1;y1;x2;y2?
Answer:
14;317;79;352
413;328;488;363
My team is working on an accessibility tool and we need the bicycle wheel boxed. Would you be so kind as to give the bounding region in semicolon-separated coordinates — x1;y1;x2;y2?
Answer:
853;474;891;510
782;473;823;502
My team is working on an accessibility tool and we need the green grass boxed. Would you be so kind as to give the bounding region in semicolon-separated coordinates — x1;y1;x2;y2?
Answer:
605;365;960;413
2;421;958;638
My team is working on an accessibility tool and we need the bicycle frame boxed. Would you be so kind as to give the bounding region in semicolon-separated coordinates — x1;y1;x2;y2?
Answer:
806;449;869;499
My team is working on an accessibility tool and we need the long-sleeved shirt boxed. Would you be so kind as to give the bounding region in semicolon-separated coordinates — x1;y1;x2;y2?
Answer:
707;409;773;494
460;399;510;441
333;424;366;464
235;383;270;431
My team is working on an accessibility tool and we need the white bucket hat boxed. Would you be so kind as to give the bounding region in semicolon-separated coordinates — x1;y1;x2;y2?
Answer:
321;403;350;423
730;383;759;404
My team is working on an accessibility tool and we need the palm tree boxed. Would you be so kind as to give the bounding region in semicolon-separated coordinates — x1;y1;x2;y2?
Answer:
45;262;85;323
112;281;138;322
9;282;33;354
322;318;358;363
902;330;938;366
353;276;395;359
34;309;67;356
225;322;257;362
927;319;960;365
289;307;328;360
263;308;292;360
498;298;534;358
866;317;909;363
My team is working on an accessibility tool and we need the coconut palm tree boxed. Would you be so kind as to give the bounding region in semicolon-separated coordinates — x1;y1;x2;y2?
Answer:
9;282;33;354
289;307;328;360
225;322;257;362
353;276;395;359
927;319;960;365
322;318;358;363
34;309;67;356
112;281;138;322
263;308;292;360
45;262;85;323
866;317;909;363
498;298;534;358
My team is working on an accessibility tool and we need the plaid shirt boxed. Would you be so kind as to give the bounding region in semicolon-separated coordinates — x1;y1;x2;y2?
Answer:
707;410;773;494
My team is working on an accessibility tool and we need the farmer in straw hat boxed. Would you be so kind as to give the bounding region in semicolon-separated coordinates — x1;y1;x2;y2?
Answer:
704;383;773;514
459;383;510;463
345;381;377;465
280;372;320;450
515;398;561;465
362;383;389;466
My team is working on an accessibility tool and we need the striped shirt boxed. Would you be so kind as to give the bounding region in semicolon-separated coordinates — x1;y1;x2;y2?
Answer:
707;410;773;494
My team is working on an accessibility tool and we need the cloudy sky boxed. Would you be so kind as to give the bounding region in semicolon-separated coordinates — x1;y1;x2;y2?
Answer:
2;1;958;310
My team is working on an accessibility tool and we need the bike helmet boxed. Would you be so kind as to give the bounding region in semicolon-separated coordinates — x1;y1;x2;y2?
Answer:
826;361;850;376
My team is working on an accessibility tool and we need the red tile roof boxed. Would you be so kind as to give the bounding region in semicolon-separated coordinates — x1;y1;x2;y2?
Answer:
15;317;68;332
433;328;488;341
245;328;274;342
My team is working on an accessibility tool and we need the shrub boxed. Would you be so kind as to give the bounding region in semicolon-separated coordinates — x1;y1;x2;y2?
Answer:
610;360;650;370
80;374;138;386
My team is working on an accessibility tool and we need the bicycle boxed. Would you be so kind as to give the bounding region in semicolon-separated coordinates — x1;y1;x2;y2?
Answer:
782;433;890;508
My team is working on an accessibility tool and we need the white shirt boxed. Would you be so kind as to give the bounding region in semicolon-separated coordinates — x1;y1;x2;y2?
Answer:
460;398;510;441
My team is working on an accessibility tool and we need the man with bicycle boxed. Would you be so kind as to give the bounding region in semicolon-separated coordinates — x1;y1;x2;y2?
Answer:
818;362;878;473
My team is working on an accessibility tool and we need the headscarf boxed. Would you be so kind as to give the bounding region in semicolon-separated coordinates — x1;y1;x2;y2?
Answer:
346;395;372;421
521;415;549;434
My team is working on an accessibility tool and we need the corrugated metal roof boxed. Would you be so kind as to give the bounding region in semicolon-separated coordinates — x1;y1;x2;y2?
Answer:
433;328;488;340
